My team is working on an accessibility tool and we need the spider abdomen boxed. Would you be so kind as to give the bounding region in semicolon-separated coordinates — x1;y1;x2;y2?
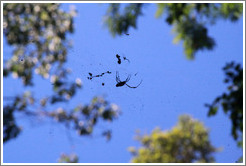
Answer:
116;81;126;87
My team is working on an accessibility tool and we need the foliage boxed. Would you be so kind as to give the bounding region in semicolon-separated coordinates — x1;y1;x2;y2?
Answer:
105;3;143;37
3;3;243;163
3;92;120;144
58;153;79;163
3;105;22;143
3;3;75;85
205;62;243;147
104;3;243;59
3;3;120;143
128;115;218;163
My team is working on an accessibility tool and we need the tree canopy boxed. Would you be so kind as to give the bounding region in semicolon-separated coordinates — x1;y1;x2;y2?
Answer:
58;153;79;163
3;3;120;143
206;62;243;147
128;115;218;163
3;3;243;163
105;3;243;59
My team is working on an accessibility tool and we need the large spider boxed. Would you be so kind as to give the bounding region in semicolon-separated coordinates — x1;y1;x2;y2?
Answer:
116;71;142;88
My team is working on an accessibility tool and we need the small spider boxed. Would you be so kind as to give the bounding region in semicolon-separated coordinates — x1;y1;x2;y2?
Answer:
123;56;130;63
116;71;142;88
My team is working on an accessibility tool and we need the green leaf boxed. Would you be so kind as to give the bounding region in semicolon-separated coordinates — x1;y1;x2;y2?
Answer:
208;106;218;116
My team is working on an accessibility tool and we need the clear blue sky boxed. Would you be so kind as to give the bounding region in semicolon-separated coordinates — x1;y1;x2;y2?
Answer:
3;3;243;163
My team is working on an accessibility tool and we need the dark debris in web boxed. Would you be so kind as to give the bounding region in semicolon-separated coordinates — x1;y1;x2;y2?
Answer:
86;33;142;88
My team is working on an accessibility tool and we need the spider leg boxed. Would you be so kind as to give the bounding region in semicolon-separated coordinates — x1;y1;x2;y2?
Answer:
126;74;131;82
126;80;143;89
116;71;120;82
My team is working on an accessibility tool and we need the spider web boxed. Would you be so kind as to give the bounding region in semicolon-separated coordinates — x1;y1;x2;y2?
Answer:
67;44;145;113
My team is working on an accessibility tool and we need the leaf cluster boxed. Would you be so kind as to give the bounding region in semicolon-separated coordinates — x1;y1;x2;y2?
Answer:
105;3;243;59
129;115;218;163
205;62;243;145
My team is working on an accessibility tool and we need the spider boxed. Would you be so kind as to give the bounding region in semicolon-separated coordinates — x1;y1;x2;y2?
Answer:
116;71;142;88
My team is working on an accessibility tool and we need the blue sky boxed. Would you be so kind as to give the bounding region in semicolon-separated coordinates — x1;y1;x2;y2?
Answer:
3;3;243;163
